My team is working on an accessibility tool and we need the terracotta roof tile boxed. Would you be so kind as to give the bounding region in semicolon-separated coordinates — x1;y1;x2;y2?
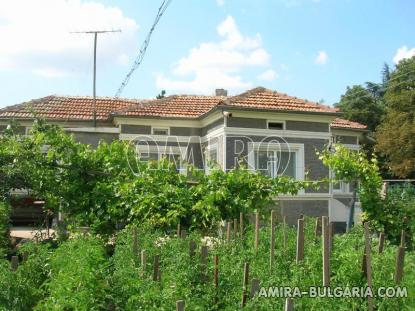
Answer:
330;118;367;130
0;96;139;121
221;87;339;114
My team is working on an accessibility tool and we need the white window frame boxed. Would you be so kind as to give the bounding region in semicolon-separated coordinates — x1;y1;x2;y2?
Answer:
247;142;304;181
266;120;286;130
151;127;170;136
205;143;219;174
331;170;351;193
136;145;187;174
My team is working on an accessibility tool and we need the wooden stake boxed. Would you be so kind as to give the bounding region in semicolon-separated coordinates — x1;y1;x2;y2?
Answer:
214;255;219;304
176;300;185;311
189;240;196;258
241;262;249;307
285;298;294;311
141;250;146;278
400;229;405;248
394;230;406;284
378;232;385;254
322;216;330;287
11;256;18;271
240;212;244;238
153;255;160;282
233;218;238;238
363;222;374;311
201;246;208;283
296;218;305;263
255;212;260;252
314;217;320;239
177;223;181;238
250;278;260;298
270;210;276;271
226;222;231;243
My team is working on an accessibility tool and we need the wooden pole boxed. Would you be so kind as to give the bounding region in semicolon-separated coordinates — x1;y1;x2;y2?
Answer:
141;250;146;278
11;256;19;271
177;223;181;238
214;255;219;289
314;217;320;240
255;212;260;253
378;232;385;253
250;278;260;298
226;222;231;243
285;298;294;311
153;255;160;282
270;210;276;271
363;222;374;311
201;246;208;283
296;218;305;263
233;218;238;238
241;262;249;307
322;216;330;286
394;230;406;284
240;212;244;238
176;300;185;311
189;240;196;258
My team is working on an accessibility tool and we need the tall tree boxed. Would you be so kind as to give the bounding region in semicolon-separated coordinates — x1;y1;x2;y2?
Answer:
375;56;415;178
335;85;384;131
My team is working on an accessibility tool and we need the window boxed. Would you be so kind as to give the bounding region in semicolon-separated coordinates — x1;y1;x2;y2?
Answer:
137;145;186;173
248;142;304;180
205;145;218;174
331;172;350;193
267;121;285;130
152;127;169;135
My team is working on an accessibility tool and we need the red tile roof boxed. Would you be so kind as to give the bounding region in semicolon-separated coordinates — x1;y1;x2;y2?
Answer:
331;118;368;130
221;87;339;114
116;95;222;118
0;96;139;121
0;88;367;130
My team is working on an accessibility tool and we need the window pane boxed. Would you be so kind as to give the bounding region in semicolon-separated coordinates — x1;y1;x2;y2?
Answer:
209;149;218;162
255;150;274;177
276;151;296;178
152;128;169;135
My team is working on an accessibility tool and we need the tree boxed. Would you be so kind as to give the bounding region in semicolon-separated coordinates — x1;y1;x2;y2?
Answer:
335;85;384;131
375;56;415;178
156;90;166;99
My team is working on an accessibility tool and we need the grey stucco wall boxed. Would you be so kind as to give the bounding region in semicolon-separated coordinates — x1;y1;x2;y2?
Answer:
274;199;329;225
170;127;202;136
121;124;151;134
225;135;329;192
227;117;267;129
73;132;119;148
336;135;358;144
201;118;224;136
286;121;329;132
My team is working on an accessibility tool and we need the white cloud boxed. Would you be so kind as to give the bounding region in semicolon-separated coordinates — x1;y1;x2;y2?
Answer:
393;46;415;64
314;50;328;65
257;69;277;81
216;0;225;6
156;16;271;94
0;0;139;77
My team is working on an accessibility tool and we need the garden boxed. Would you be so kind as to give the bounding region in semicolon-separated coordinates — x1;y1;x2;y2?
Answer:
0;121;414;310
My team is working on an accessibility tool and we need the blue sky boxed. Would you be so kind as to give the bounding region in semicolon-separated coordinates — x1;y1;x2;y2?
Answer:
0;0;414;108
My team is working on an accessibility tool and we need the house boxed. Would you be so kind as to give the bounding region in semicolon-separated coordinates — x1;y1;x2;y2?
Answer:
0;87;368;230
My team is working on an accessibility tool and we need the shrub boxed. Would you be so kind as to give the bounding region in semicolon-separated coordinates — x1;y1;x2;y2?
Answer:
0;201;11;254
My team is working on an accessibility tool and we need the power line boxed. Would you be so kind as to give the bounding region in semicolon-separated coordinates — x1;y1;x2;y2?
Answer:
115;0;172;98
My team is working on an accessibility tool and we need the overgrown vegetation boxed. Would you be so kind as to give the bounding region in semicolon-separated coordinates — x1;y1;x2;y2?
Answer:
0;201;11;255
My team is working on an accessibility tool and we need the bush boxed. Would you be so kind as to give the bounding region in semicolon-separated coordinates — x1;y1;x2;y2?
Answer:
35;236;110;310
0;201;11;254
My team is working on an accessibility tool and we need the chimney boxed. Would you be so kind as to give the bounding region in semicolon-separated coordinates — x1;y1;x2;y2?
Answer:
215;88;228;97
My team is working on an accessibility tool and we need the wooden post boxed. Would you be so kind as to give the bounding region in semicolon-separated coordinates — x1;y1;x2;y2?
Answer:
176;300;185;311
201;246;208;283
285;298;294;311
394;230;406;284
132;226;138;256
141;250;146;278
363;222;374;311
241;262;249;307
240;212;244;238
177;223;181;238
378;232;385;254
270;210;276;271
226;222;231;243
255;212;260;252
322;216;330;287
250;278;260;298
214;255;219;289
296;218;305;263
189;240;196;258
283;215;287;250
314;217;320;240
233;218;238;238
11;256;18;271
153;255;160;282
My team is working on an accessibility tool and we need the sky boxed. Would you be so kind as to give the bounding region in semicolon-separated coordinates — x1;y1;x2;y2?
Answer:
0;0;414;108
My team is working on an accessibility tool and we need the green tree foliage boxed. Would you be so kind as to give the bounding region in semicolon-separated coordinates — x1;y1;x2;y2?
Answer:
376;56;415;178
0;202;11;255
335;85;384;131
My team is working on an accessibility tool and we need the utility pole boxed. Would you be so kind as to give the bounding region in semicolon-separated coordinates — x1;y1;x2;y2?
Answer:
71;30;121;127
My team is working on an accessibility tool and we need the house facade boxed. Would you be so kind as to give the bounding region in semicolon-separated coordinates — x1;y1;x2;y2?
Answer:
0;87;368;230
